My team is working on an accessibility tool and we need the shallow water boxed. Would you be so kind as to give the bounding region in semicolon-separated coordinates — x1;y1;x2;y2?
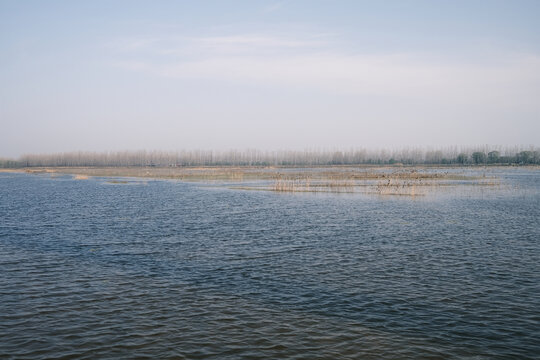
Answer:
1;168;539;359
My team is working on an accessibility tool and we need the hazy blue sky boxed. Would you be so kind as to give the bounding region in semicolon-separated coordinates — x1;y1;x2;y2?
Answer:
1;0;539;157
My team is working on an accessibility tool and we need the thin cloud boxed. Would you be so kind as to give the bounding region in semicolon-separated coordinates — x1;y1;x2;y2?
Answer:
116;50;540;105
262;1;285;13
109;31;540;110
196;35;322;48
108;32;328;59
105;37;160;52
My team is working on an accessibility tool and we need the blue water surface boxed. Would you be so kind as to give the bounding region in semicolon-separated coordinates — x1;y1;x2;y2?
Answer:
0;169;539;359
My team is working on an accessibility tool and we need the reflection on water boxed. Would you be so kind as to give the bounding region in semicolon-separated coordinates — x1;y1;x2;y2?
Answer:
0;168;539;359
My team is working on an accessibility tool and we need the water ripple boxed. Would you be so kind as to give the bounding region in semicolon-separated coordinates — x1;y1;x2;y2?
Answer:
0;169;539;359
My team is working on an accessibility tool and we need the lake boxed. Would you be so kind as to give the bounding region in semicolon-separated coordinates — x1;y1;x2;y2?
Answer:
0;168;539;359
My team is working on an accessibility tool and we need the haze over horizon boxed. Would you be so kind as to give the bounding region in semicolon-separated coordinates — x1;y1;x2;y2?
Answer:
1;0;539;158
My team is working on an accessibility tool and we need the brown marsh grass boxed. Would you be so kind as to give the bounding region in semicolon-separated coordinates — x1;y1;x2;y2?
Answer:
8;166;500;196
272;175;356;192
269;171;499;196
106;180;129;184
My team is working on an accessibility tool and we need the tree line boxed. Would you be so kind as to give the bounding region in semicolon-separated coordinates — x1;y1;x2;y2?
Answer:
1;147;539;168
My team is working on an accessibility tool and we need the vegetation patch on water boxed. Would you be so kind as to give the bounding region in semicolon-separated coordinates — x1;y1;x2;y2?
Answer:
104;179;147;185
3;165;503;196
228;169;500;196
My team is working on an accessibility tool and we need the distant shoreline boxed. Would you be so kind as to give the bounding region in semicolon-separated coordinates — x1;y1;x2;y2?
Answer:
2;148;539;169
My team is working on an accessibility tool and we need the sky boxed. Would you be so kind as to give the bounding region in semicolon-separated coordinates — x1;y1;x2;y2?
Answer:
1;0;539;157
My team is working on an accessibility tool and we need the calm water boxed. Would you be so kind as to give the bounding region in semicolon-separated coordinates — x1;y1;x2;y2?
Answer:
1;169;539;359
